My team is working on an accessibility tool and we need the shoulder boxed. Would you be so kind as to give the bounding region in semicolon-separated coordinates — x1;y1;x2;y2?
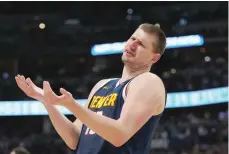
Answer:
128;72;166;104
130;72;164;89
125;72;166;115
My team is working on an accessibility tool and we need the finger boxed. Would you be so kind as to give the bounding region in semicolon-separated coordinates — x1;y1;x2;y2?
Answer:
15;78;33;96
43;81;63;104
43;81;58;97
15;76;22;87
43;81;52;102
26;78;35;88
26;78;32;87
57;95;67;100
16;76;29;89
20;75;26;81
15;75;30;90
20;77;29;87
15;76;19;81
15;75;21;81
43;81;51;93
27;78;36;87
18;75;28;86
60;88;72;97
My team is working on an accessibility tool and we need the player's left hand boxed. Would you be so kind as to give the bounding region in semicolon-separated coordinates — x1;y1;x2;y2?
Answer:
43;81;74;107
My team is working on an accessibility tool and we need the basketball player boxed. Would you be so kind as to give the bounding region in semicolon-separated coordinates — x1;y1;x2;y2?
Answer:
10;147;30;154
15;23;167;154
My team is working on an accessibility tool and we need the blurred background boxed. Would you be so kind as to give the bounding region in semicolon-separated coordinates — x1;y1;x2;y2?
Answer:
0;1;228;154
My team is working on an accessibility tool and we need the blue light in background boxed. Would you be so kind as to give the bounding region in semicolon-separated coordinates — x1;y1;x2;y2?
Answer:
0;86;227;116
91;35;204;56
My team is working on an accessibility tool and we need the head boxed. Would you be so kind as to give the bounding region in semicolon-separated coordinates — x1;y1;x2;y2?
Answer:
122;23;166;69
10;147;30;154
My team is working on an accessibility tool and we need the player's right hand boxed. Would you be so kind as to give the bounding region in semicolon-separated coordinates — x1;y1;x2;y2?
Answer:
15;75;44;102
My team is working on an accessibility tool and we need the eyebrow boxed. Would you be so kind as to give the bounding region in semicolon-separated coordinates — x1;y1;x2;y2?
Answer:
131;36;148;47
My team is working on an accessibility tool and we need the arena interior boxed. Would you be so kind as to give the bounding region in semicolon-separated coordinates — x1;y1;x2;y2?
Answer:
0;1;228;154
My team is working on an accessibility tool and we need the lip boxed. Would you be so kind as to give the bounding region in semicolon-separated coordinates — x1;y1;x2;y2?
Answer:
125;49;135;56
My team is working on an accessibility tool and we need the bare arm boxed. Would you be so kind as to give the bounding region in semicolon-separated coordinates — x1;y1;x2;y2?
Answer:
43;79;110;149
65;73;166;147
42;103;82;150
15;75;110;150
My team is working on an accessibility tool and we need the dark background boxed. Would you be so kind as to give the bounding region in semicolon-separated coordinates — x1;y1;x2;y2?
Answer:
0;1;227;154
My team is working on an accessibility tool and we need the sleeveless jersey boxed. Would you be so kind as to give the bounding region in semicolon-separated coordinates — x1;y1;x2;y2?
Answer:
75;78;166;154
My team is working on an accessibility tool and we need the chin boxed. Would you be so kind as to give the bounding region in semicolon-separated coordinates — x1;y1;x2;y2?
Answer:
121;55;129;62
121;55;126;62
122;57;134;66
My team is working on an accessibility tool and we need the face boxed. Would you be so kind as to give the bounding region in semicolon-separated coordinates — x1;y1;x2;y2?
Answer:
10;152;16;154
122;28;161;68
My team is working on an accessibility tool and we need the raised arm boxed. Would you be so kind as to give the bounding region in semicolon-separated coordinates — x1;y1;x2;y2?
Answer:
15;75;110;149
48;73;166;147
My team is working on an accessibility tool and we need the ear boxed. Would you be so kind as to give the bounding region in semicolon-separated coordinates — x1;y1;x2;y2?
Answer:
152;53;161;64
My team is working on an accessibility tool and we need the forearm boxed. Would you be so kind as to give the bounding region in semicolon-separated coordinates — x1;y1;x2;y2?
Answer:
66;101;127;147
43;102;80;149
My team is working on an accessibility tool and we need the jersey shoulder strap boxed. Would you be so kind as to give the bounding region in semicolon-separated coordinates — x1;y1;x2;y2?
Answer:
95;78;119;92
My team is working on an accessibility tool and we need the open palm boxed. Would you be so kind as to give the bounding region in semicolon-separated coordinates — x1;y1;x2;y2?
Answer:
15;75;44;101
43;81;74;106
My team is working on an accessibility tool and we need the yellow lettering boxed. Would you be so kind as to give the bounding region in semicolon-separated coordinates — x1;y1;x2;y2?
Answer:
107;94;118;106
96;96;107;108
103;95;111;106
90;96;101;108
90;96;97;108
89;93;118;108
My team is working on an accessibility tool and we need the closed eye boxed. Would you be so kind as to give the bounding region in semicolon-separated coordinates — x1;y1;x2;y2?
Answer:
139;42;144;47
138;41;146;48
130;37;145;48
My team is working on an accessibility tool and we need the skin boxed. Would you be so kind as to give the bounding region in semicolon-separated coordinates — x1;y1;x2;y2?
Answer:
122;28;160;70
15;28;166;149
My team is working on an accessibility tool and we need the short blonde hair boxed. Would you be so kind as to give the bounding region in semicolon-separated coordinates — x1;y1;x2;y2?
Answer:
138;23;167;55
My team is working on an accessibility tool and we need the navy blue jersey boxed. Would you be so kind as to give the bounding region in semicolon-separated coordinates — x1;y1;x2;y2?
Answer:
75;78;166;154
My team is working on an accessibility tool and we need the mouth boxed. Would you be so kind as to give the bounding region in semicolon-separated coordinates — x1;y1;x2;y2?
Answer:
125;49;135;57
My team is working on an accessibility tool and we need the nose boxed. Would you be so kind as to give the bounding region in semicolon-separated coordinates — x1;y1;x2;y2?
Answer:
130;40;138;50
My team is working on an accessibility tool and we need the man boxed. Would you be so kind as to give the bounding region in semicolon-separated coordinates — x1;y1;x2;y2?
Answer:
15;23;167;154
10;147;30;154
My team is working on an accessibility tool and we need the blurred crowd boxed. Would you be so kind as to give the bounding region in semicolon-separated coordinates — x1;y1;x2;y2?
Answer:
0;44;226;154
0;44;227;101
0;1;227;101
0;104;227;154
0;2;227;154
151;106;228;154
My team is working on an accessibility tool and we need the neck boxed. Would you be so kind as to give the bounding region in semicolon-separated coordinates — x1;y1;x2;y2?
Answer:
120;65;150;82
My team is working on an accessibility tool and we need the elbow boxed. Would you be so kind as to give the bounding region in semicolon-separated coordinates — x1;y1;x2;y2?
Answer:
66;140;77;150
113;141;125;147
68;144;76;150
65;131;79;150
112;134;129;147
111;123;132;147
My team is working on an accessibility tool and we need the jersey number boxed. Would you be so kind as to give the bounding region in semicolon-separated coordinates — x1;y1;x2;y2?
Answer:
85;111;103;135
